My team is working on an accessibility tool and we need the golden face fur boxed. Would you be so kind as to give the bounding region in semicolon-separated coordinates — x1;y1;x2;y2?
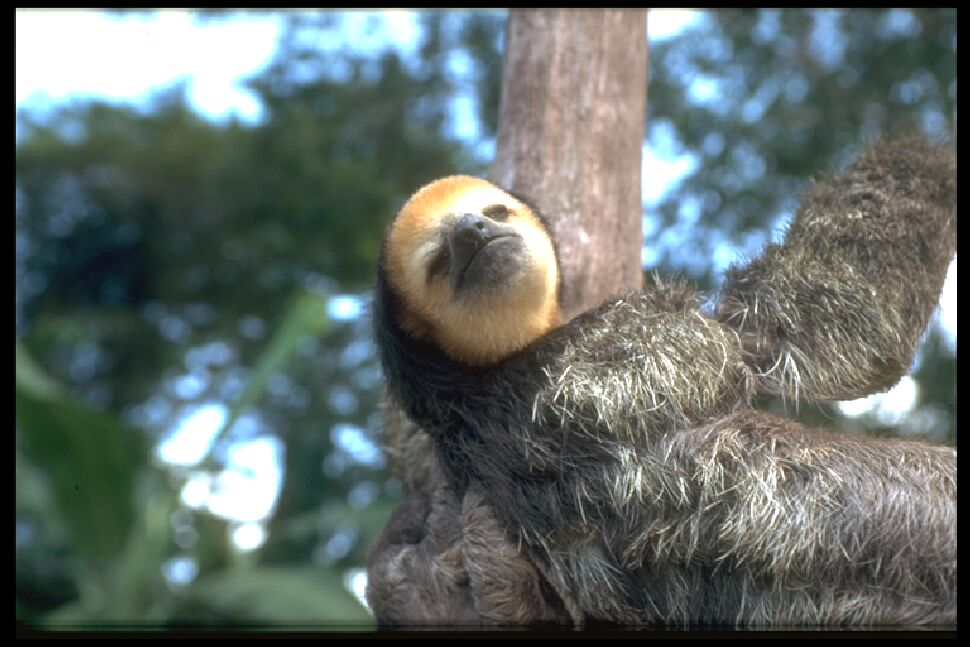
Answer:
384;175;563;366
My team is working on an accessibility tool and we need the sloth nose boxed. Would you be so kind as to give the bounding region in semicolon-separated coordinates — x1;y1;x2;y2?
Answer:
453;213;494;253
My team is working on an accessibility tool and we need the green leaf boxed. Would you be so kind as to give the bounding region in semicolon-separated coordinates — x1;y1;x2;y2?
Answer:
178;566;373;628
212;291;330;452
112;489;178;621
15;341;63;400
16;348;146;562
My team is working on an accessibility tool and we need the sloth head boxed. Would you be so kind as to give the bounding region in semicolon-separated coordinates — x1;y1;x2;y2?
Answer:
382;175;563;367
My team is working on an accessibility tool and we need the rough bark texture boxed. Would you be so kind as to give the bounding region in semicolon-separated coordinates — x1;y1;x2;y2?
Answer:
367;9;648;626
489;9;647;317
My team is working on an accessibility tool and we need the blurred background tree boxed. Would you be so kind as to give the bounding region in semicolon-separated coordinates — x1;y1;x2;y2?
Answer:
16;8;955;630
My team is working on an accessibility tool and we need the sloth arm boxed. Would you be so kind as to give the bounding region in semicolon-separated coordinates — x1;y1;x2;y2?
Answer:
717;135;956;402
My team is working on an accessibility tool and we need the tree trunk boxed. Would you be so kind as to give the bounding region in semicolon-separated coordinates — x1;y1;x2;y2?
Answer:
490;9;647;316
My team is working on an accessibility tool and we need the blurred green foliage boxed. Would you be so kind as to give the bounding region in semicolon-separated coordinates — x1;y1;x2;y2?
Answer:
15;8;955;631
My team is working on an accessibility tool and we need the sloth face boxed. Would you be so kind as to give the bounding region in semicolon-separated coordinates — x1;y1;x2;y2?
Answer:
424;205;524;298
384;175;562;366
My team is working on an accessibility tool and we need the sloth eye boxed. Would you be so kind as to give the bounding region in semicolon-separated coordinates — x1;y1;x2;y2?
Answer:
483;204;510;221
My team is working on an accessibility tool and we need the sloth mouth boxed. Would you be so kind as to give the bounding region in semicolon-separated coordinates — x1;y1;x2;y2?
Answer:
455;234;521;293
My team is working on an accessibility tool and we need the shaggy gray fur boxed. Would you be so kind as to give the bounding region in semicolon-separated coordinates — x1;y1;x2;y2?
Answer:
718;136;956;402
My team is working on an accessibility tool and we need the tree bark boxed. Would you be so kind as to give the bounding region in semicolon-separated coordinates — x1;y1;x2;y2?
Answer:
489;9;647;316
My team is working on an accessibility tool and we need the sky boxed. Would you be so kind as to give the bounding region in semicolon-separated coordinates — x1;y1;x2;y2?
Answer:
16;10;280;123
15;8;957;586
16;10;698;123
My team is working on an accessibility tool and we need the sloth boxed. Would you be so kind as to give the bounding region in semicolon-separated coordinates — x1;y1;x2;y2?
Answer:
367;135;956;626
